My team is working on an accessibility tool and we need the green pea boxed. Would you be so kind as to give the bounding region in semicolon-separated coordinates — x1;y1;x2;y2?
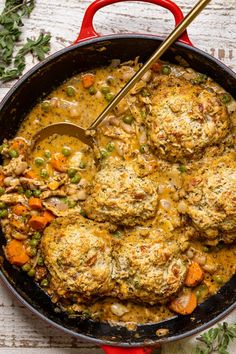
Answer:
37;256;44;266
123;115;134;125
101;86;110;94
22;263;31;272
68;200;77;208
212;275;224;284
0;187;5;196
80;209;86;217
44;151;51;158
107;76;115;85
112;230;123;238
140;144;146;154
40;169;49;178
105;93;114;102
40;278;49;287
220;93;232;104
193;74;207;84
178;165;187;173
106;142;115;152
9;149;19;158
41;101;51;112
25;189;33;198
68;168;77;178
88;86;97;95
18;187;24;194
0;209;8;218
195;284;208;300
29;239;39;247
28;248;37;257
79;161;86;169
71;174;81;184
62;146;71;157
66;86;76;97
32;232;41;240
0;202;6;209
33;189;41;197
100;149;109;159
35;157;44;166
203;246;210;253
162;65;171;75
141;89;150;97
27;269;36;277
0;144;7;153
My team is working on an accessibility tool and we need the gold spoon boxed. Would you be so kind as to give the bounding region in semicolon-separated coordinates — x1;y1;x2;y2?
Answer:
31;0;211;149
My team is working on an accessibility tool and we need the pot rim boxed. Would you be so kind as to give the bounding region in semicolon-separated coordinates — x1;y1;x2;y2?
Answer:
0;33;236;347
0;33;235;112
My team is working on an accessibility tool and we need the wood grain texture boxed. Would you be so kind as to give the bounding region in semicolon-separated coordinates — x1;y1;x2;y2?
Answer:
0;0;235;352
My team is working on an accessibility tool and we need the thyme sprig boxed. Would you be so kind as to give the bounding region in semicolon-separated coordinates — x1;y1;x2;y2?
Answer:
196;322;236;354
0;0;51;82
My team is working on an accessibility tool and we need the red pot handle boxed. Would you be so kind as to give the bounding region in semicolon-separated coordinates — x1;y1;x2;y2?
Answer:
101;345;155;354
75;0;192;46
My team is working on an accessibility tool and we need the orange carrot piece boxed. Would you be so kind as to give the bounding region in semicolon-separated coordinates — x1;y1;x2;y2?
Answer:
0;171;5;186
169;292;197;315
184;262;204;287
24;170;37;179
29;215;48;230
50;153;67;172
11;138;28;155
12;204;28;216
151;62;162;73
43;210;55;224
28;197;43;210
81;73;95;88
5;239;29;266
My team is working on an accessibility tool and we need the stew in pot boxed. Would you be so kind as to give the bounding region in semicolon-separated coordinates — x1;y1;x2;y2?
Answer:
1;58;236;329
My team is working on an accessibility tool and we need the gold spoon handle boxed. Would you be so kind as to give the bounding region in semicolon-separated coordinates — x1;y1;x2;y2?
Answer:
89;0;211;130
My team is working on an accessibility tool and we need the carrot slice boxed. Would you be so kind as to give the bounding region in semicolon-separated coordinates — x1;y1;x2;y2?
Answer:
11;138;28;155
5;239;29;266
43;210;55;223
12;204;28;216
81;73;95;88
24;170;37;179
29;215;48;230
184;261;204;287
0;171;5;186
50;153;67;172
151;62;162;73
29;197;43;210
169;292;197;315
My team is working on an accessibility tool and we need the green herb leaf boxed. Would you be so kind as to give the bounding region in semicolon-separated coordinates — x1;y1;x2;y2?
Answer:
195;322;236;354
0;1;51;82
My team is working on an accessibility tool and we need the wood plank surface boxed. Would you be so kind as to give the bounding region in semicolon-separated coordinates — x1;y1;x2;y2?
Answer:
0;0;236;353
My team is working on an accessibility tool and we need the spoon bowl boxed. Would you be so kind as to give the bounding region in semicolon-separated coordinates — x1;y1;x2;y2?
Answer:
31;122;94;149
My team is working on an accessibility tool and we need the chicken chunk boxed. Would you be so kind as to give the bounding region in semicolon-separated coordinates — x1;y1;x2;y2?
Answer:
145;76;230;161
41;214;114;301
112;227;188;304
184;152;236;244
84;163;158;226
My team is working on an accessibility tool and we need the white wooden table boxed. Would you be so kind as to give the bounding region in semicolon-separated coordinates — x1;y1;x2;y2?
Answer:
0;0;235;353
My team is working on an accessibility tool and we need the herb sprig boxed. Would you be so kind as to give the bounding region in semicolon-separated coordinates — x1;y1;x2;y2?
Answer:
195;322;236;354
0;0;51;82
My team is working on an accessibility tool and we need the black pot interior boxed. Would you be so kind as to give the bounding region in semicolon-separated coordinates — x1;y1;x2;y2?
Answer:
0;36;236;346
